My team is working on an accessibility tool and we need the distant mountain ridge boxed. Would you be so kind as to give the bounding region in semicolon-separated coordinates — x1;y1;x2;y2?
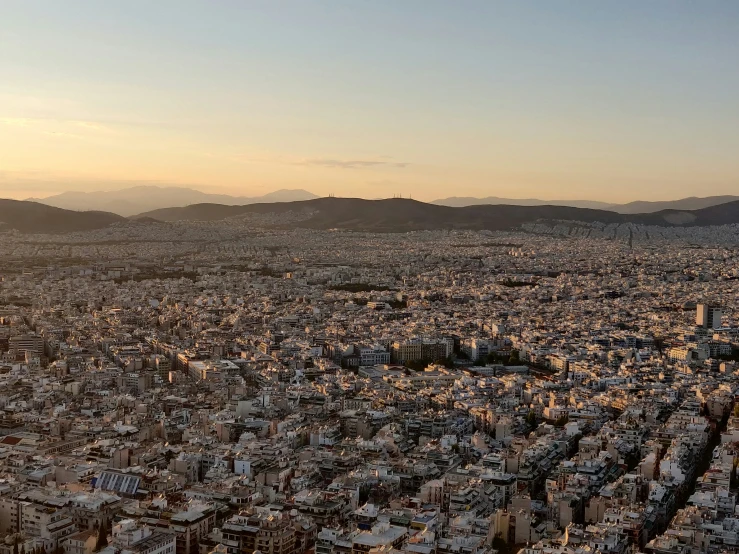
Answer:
432;194;739;213
432;196;613;210
136;197;624;230
611;195;739;214
29;186;319;216
5;195;739;235
135;197;739;232
29;186;739;216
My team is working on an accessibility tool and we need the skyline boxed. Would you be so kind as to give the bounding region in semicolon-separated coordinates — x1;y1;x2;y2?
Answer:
13;182;739;206
2;1;739;202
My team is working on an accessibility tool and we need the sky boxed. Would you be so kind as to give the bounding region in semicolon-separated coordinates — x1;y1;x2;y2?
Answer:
1;1;739;202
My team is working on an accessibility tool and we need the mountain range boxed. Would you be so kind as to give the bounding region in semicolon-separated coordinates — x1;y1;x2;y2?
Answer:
606;196;739;214
26;186;739;217
28;186;319;216
5;195;739;235
431;196;614;210
136;197;739;232
432;195;739;213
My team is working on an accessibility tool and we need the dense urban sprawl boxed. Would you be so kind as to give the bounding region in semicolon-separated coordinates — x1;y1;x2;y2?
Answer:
1;221;739;554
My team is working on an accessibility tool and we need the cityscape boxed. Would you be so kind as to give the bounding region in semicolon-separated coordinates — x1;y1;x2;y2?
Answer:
1;214;739;554
3;2;739;554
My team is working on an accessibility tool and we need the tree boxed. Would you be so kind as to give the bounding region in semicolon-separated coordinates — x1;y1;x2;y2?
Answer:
492;535;508;553
163;449;176;464
97;521;109;550
526;411;538;430
653;338;665;355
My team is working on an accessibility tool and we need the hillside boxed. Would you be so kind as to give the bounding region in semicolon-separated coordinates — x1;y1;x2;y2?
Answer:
136;197;626;231
432;196;613;210
136;197;739;232
610;195;739;214
0;200;124;233
643;200;739;227
433;194;739;214
4;196;739;235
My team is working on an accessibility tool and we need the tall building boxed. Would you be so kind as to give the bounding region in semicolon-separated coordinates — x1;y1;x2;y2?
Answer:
696;304;722;329
153;354;171;382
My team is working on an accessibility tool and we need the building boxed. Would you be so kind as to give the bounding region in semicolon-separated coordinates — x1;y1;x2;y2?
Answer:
111;520;176;554
153;355;172;382
9;334;45;356
391;340;422;364
64;530;98;554
94;469;142;497
216;511;297;554
461;338;490;362
167;502;218;554
696;304;722;329
351;521;407;554
357;345;391;367
21;502;78;552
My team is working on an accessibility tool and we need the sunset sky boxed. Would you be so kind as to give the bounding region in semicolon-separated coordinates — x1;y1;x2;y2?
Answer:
2;1;739;202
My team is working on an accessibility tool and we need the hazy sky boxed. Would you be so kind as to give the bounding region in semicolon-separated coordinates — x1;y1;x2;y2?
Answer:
2;1;738;202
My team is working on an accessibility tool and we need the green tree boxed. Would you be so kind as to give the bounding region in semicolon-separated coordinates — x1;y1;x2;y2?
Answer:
163;449;176;464
97;521;109;550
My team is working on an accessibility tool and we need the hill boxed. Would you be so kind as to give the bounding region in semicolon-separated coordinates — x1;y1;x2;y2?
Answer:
29;186;319;216
0;200;124;233
433;194;739;214
136;197;626;231
136;197;739;232
432;196;613;210
634;200;739;227
609;195;739;214
5;196;738;234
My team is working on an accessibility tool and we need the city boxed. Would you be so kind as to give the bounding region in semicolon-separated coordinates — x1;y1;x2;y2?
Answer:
3;2;739;554
0;220;738;554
